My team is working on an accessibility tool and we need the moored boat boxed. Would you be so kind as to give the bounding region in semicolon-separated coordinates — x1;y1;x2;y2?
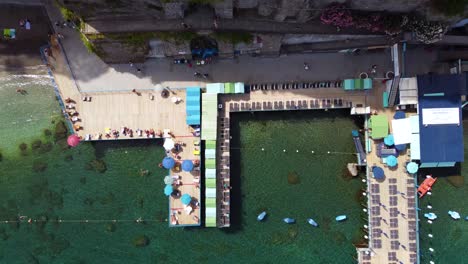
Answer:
257;211;267;221
335;215;347;222
307;218;318;227
283;218;295;224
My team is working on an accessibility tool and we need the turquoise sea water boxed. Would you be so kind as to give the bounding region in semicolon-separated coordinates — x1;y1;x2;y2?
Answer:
1;70;367;263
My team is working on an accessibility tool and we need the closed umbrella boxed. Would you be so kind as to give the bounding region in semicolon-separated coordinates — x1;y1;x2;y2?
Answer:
384;134;394;146
67;134;80;147
372;166;385;180
164;176;174;185
164;184;173;196
163;138;175;151
386;155;398;167
395;144;407;152
406;162;418;174
394;111;406;119
181;194;192;205
182;160;194;172
162;157;175;169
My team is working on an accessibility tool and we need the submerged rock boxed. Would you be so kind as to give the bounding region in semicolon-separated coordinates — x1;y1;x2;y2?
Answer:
447;175;464;188
347;163;358;176
106;223;116;232
31;139;42;150
133;235;150;247
287;172;300;185
87;159;107;173
32;161;48;173
54;121;68;140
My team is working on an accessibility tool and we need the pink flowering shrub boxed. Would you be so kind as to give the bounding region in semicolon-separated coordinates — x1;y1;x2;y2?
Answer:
320;3;354;28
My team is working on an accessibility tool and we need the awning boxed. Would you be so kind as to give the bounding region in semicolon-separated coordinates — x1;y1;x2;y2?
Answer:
369;115;389;139
392;118;412;145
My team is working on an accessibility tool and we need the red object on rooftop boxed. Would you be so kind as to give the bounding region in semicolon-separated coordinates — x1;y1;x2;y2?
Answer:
67;134;80;147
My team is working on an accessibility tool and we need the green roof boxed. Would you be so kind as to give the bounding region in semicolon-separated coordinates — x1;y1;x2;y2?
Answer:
206;197;216;208
205;217;216;227
369;115;389;139
206;178;216;188
205;140;216;149
205;159;216;169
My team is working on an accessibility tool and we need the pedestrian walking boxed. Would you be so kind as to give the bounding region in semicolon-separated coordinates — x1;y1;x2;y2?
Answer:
137;68;141;74
213;19;218;29
25;19;31;30
129;61;134;68
304;63;309;70
371;64;377;74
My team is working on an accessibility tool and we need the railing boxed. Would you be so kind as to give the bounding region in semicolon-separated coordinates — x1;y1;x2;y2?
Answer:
388;75;400;107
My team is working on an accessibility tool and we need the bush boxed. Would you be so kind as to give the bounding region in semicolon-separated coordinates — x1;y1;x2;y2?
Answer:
320;3;354;28
406;16;447;44
432;0;468;16
0;152;2;162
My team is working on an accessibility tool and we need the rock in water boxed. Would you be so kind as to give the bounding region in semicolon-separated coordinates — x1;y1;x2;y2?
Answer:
347;163;358;177
133;235;150;247
287;172;300;184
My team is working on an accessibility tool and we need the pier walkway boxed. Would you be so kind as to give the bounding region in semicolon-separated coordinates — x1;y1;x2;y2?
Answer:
357;111;419;264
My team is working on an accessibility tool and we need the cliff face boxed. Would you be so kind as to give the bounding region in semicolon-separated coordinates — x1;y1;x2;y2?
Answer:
58;0;466;22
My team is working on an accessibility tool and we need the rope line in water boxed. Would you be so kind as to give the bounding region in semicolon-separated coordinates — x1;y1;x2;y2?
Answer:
2;218;166;224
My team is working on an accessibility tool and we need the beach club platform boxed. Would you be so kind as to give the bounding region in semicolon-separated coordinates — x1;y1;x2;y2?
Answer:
48;39;424;261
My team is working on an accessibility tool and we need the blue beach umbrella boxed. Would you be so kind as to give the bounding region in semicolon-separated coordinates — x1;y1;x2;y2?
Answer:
372;166;385;180
164;184;173;196
162;157;175;169
386;155;398;167
181;194;192;205
395;144;407;152
384;134;394;146
394;111;406;119
182;160;194;172
407;162;419;174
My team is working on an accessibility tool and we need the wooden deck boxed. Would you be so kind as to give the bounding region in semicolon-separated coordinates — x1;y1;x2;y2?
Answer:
47;40;201;227
357;111;419;264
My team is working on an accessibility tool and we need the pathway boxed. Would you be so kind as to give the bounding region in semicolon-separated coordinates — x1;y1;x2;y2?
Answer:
357;108;419;264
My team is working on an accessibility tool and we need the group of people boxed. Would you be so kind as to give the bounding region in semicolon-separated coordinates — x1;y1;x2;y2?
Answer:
104;127;172;139
64;98;82;130
19;19;31;30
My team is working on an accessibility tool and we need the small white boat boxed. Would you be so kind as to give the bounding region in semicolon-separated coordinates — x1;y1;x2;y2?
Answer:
448;211;461;220
257;211;267;221
424;212;437;220
307;218;318;227
283;218;295;224
335;215;347;222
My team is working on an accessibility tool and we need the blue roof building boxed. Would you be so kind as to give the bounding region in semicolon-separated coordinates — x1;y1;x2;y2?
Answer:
417;74;465;167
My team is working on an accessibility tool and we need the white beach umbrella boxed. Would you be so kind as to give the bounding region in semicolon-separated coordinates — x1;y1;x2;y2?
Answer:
163;138;175;150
